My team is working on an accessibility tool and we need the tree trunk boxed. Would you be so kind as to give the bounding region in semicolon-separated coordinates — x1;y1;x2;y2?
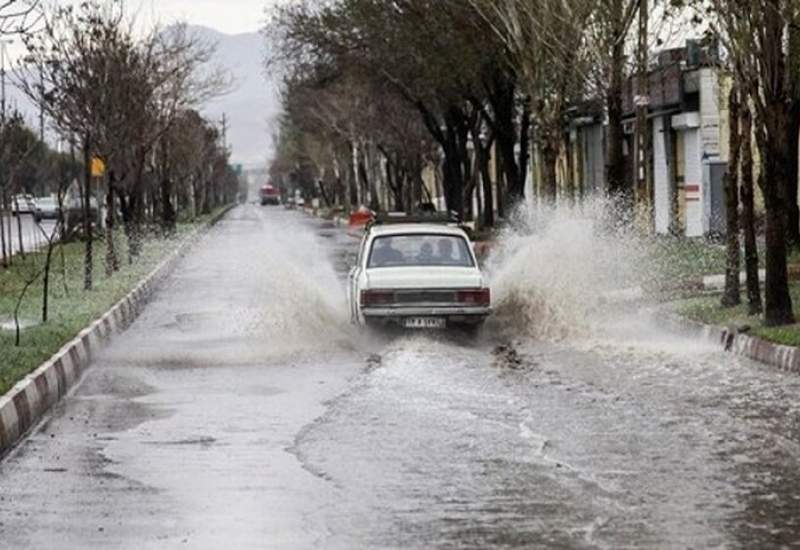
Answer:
485;74;524;208
788;15;800;248
740;105;762;314
607;42;627;199
161;175;176;234
760;113;795;326
480;145;494;228
105;171;119;276
42;229;57;323
519;101;532;195
441;112;466;217
128;149;147;260
541;139;559;203
82;135;93;291
496;154;506;219
564;131;575;205
786;114;800;247
722;86;741;307
0;191;7;268
14;195;24;260
5;198;13;266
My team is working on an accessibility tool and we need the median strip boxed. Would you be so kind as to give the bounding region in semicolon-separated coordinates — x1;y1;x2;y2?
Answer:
0;204;235;459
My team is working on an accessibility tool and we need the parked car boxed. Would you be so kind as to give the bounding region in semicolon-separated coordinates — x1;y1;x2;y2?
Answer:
11;194;36;216
348;214;491;330
33;196;61;222
259;184;280;205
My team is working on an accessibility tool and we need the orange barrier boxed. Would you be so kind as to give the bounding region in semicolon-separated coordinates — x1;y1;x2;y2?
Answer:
348;208;374;228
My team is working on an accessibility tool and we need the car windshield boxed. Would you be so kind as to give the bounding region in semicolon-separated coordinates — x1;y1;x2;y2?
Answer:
38;198;55;206
368;234;474;268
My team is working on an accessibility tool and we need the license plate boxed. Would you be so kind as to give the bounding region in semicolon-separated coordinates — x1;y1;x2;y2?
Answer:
403;317;446;329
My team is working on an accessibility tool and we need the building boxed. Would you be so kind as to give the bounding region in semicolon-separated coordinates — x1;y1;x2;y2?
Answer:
629;41;727;237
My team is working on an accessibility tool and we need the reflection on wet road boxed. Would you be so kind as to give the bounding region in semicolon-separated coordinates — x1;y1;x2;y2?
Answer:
2;204;800;548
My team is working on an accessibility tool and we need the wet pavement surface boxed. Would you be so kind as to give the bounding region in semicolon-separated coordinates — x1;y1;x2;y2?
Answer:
3;204;800;548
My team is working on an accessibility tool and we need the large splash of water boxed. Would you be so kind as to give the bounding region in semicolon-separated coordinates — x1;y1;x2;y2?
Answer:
486;199;649;340
251;211;360;355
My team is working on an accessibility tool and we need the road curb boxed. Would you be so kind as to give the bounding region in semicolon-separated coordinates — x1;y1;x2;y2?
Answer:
0;203;236;459
657;311;800;374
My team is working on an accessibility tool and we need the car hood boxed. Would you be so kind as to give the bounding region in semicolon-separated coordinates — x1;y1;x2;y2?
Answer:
365;266;485;289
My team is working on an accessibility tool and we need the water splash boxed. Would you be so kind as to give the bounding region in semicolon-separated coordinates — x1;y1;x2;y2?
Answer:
248;210;362;355
486;199;648;341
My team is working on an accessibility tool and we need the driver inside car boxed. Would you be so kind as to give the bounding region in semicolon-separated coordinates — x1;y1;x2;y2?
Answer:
371;238;404;266
417;241;434;263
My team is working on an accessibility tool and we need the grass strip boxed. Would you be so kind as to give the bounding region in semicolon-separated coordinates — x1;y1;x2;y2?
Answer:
676;284;800;347
0;217;212;396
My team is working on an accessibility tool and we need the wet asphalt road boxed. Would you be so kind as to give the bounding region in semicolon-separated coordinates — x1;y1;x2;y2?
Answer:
3;204;800;548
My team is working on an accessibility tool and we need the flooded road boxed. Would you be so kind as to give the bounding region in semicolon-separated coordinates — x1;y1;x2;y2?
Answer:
2;204;800;548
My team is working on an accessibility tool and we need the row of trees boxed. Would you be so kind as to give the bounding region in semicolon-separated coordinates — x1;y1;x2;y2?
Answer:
0;0;240;340
0;109;79;268
268;0;800;327
708;0;800;326
0;1;239;291
266;0;656;222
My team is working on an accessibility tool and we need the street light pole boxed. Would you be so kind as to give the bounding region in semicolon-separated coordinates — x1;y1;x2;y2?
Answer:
0;39;12;125
1;41;7;125
220;113;228;153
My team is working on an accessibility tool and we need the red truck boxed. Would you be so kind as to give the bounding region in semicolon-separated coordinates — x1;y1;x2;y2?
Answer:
259;184;280;206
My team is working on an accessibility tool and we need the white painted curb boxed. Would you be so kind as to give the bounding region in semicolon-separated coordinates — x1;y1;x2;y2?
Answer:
658;311;800;374
0;204;235;457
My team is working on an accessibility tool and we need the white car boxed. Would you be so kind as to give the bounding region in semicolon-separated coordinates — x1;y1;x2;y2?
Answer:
348;217;491;330
11;194;36;216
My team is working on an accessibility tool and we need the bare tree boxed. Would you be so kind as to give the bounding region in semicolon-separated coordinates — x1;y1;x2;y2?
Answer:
469;0;594;203
18;1;128;289
0;0;41;36
740;101;762;314
721;84;741;307
704;0;795;325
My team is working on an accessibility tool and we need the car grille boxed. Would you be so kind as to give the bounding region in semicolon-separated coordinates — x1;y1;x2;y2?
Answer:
393;290;457;304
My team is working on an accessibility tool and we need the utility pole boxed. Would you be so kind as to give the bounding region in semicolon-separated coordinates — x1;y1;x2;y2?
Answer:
0;39;11;125
220;113;228;153
634;0;650;224
39;62;44;143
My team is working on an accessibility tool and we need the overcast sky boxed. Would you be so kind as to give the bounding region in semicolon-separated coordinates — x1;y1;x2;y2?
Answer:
135;0;274;35
4;0;278;60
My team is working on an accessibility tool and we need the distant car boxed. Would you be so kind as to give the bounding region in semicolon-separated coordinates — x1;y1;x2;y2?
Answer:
33;197;61;222
348;215;491;330
259;184;280;205
295;197;306;208
11;194;36;216
284;197;296;210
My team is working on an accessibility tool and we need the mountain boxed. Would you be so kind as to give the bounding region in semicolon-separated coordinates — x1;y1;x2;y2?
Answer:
3;24;280;169
190;25;280;168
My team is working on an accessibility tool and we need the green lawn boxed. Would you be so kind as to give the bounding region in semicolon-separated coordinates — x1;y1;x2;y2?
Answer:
676;284;800;347
0;222;200;395
643;235;728;281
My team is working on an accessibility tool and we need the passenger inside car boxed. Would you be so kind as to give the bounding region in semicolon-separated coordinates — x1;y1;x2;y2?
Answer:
418;241;434;263
371;238;404;266
436;238;455;264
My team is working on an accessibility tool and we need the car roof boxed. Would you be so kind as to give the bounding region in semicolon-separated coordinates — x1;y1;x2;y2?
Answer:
368;223;469;238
